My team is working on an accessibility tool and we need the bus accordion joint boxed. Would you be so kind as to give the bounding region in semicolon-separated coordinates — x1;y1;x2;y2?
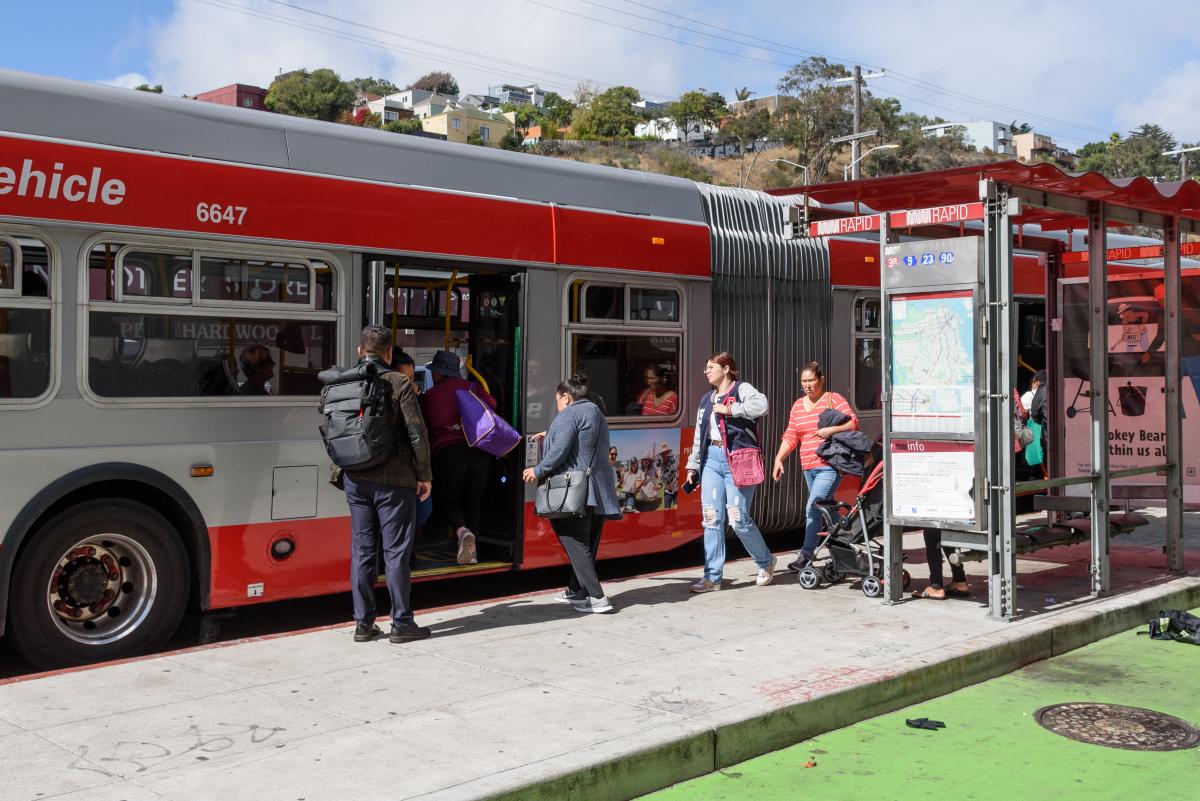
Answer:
190;465;215;478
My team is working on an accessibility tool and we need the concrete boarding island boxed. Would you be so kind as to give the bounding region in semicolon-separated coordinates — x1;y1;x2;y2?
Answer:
2;511;1198;801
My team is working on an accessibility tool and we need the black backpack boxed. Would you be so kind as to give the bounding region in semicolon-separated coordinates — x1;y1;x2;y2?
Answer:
317;359;396;471
1145;609;1200;645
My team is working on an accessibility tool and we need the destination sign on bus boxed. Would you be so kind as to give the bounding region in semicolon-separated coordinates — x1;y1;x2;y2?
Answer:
889;202;985;229
807;214;881;237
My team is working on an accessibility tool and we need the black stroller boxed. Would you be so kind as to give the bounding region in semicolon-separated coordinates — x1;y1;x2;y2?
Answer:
797;461;910;598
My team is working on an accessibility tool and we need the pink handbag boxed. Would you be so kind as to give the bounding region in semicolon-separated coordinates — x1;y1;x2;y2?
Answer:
716;384;765;488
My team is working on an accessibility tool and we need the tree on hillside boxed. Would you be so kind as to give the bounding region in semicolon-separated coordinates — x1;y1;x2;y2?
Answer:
723;108;772;186
1009;120;1033;134
348;76;400;97
501;102;542;135
409;71;459;95
734;86;754;101
773;57;855;180
498;128;525;151
384;118;425;135
668;89;727;141
573;81;599;106
265;68;355;121
540;92;577;126
571;86;642;139
135;83;163;93
1077;124;1178;179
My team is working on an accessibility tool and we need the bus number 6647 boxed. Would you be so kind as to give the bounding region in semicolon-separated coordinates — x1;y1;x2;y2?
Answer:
196;203;248;225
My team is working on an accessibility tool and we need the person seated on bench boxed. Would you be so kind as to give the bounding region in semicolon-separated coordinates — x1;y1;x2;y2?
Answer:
914;529;970;600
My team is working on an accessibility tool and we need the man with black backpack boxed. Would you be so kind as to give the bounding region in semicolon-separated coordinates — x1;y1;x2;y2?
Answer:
323;325;433;644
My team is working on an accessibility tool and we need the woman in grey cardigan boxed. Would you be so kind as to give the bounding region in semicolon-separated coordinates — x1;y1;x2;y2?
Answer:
522;373;622;613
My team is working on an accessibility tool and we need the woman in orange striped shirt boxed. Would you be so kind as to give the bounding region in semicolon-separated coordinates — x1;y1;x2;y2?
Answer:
771;361;858;570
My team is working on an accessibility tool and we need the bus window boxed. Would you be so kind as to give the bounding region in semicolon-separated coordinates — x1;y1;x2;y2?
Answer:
570;333;680;418
86;241;337;400
199;256;314;306
88;311;335;398
630;287;680;323
851;295;882;412
583;283;623;321
117;249;192;301
0;239;13;293
0;233;52;400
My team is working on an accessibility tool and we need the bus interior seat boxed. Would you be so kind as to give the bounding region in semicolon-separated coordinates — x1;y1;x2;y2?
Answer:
131;337;199;396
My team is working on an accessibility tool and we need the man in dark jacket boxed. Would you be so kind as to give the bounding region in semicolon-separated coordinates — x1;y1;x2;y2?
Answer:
344;325;433;644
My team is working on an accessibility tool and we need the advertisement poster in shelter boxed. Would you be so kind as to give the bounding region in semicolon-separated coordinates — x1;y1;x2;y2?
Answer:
1060;274;1200;502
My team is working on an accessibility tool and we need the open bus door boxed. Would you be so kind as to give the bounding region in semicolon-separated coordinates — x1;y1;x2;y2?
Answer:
467;272;526;565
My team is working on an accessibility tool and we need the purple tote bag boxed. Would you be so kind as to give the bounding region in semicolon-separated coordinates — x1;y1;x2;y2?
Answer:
455;388;522;457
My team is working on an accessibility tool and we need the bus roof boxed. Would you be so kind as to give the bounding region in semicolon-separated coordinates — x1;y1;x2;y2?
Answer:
0;69;706;224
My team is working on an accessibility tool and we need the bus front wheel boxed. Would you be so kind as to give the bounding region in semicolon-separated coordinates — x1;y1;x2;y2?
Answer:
8;499;189;670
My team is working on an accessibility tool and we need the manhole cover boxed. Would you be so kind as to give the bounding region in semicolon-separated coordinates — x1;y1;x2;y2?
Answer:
1035;703;1200;751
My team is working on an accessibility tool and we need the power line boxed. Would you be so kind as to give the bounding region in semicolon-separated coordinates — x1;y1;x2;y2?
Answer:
191;0;676;100
524;0;795;68
594;0;1111;139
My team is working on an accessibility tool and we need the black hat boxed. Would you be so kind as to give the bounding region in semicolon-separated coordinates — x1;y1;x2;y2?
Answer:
427;350;461;377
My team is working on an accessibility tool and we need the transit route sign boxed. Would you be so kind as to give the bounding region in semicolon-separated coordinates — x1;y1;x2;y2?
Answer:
889;202;985;228
808;214;880;237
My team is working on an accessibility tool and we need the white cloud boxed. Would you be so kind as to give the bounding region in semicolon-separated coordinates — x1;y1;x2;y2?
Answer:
98;71;153;89
1117;61;1200;143
123;0;1200;147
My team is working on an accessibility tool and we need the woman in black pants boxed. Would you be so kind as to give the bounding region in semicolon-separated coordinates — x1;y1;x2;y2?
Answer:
522;374;623;614
915;529;970;599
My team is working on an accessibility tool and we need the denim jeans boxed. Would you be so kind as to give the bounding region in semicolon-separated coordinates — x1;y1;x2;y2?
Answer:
701;445;773;582
802;466;842;555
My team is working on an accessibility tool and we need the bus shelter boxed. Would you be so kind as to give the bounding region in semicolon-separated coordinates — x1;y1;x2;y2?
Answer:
777;163;1198;619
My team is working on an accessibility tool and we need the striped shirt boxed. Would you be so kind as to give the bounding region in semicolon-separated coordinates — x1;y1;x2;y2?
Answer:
639;389;679;417
780;391;858;471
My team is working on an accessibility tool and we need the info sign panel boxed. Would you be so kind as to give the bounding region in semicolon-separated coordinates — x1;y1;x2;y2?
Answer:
890;440;977;525
883;235;984;531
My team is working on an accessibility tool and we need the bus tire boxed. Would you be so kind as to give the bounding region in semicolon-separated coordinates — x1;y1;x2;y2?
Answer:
8;499;189;670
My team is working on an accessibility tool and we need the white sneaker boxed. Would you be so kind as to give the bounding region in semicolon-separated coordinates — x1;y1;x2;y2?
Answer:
571;595;614;614
456;528;477;565
553;589;584;604
756;555;778;587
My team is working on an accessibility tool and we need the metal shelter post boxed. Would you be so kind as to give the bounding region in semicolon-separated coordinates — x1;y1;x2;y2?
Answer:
879;215;904;604
1087;202;1111;596
983;181;1018;619
1163;216;1185;573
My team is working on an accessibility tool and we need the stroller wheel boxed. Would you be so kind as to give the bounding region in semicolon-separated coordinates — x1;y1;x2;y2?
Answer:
822;563;843;585
798;566;821;590
902;569;912;589
861;576;883;598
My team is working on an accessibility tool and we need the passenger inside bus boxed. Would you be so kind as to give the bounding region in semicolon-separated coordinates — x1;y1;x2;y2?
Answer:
237;344;275;395
635;364;679;416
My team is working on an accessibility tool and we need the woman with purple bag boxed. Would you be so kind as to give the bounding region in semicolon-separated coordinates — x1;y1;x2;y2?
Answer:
683;352;775;593
421;350;497;565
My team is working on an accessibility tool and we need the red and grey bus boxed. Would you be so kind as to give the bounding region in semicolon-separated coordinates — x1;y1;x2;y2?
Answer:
0;70;1055;668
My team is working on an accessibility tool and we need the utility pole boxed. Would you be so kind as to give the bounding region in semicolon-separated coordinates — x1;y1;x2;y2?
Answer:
1164;145;1200;181
833;66;886;179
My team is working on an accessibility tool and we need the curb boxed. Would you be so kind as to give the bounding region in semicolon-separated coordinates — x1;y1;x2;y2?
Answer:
481;576;1200;801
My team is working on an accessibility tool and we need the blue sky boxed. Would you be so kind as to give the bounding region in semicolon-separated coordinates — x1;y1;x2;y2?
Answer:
6;1;1200;147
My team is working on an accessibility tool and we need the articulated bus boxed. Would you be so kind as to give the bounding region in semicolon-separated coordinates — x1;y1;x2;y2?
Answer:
0;71;1052;669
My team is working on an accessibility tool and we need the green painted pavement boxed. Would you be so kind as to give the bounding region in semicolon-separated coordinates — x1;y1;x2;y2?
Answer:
645;610;1200;801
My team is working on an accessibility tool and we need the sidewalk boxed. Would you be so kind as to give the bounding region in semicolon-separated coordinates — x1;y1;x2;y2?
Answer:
2;511;1198;801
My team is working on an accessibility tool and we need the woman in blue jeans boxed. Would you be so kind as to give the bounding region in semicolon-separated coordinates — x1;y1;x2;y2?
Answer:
772;362;858;570
684;352;776;592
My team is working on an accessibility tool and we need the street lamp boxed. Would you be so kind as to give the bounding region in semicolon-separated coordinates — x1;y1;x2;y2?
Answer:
843;144;898;180
1163;145;1200;181
773;158;808;185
